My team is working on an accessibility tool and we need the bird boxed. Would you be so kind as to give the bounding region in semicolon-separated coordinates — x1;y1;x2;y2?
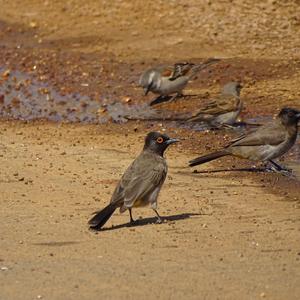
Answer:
189;107;300;173
88;132;179;230
139;58;220;106
187;81;243;127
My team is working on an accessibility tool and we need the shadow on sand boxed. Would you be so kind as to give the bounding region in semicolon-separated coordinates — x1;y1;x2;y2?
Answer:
191;167;295;178
191;167;268;174
91;212;201;232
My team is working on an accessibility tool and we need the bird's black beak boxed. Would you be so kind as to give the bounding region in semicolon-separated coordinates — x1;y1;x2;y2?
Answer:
144;81;154;96
166;138;179;145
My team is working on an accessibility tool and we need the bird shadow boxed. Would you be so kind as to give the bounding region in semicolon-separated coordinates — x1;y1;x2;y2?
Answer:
192;167;268;174
32;241;81;247
90;212;201;232
191;167;295;178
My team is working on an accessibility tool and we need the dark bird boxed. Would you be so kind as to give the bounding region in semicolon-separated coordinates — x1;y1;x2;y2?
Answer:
187;81;243;127
139;58;220;106
88;132;179;230
189;107;300;173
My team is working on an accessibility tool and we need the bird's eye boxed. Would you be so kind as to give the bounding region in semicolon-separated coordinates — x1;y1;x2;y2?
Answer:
156;137;164;144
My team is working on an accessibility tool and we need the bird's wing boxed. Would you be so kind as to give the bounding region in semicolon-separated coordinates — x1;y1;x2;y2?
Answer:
146;64;191;81
192;96;237;116
168;64;189;80
110;152;167;207
229;121;286;147
161;66;176;78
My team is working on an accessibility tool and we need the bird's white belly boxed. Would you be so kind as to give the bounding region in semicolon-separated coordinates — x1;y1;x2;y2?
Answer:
240;141;293;161
256;145;283;160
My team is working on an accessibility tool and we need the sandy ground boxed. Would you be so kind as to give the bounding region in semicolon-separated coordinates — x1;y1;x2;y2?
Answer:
0;1;300;300
0;121;299;300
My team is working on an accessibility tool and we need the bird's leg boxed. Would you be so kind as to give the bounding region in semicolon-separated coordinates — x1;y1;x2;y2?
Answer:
129;208;135;224
153;209;163;224
176;92;187;99
167;94;178;102
267;160;293;177
268;160;292;172
167;92;184;103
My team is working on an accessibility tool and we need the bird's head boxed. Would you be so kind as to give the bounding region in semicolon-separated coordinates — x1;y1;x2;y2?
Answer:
222;81;243;97
139;70;156;95
144;132;179;156
278;107;300;125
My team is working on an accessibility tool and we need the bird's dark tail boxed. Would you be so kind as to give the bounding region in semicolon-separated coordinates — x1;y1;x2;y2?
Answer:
88;203;117;230
189;150;229;167
149;95;173;106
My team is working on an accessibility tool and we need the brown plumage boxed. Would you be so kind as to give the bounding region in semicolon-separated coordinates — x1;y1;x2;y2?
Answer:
187;82;243;127
189;107;300;172
88;132;179;230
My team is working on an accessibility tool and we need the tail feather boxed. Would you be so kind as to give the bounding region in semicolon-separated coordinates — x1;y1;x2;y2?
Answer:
190;58;220;78
88;203;117;230
189;150;229;167
149;95;173;106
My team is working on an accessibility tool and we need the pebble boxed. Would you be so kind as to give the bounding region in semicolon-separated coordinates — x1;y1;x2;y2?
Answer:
260;292;266;298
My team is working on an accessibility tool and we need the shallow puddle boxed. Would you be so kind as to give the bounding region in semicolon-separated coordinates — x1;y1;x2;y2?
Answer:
0;68;107;123
0;68;174;123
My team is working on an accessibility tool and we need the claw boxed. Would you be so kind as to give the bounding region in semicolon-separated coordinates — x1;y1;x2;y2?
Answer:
155;217;163;224
267;165;295;178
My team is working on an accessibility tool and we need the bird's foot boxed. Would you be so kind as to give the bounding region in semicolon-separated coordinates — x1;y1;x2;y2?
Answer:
280;169;295;178
268;160;292;171
266;165;295;177
167;94;182;103
127;219;139;227
155;217;163;224
277;169;294;178
153;209;164;224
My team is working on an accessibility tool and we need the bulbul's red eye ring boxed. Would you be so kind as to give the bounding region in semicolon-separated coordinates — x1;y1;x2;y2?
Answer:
156;137;164;143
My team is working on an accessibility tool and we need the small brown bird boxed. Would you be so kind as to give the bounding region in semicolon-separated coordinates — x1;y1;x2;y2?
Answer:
187;81;243;127
88;132;179;230
189;107;300;172
139;58;220;106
